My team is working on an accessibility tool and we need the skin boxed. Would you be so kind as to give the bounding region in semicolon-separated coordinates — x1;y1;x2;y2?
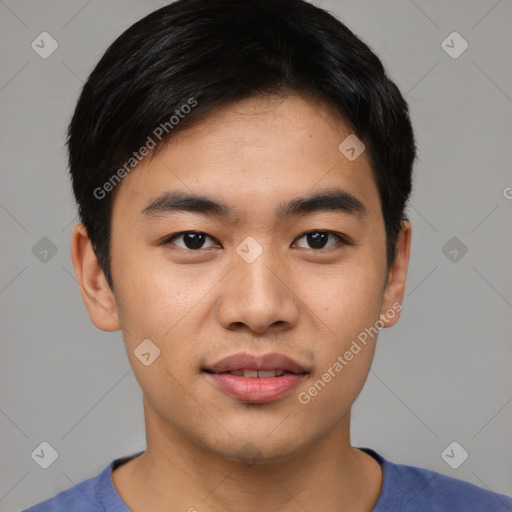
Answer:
71;95;412;512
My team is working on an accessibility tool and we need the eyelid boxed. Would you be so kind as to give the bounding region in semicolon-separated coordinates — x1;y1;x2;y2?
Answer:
163;231;220;248
292;230;353;249
163;230;353;251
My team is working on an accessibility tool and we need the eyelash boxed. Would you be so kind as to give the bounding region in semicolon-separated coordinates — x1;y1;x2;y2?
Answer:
163;230;352;251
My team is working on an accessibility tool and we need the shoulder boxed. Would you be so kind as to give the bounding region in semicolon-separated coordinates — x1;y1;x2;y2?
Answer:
362;448;512;512
22;474;100;512
391;463;512;511
21;461;119;512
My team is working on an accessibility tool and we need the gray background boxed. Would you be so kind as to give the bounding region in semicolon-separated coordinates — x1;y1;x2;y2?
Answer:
1;0;511;510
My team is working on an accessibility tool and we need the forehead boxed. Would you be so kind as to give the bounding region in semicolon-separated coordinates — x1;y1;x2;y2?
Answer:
112;95;381;222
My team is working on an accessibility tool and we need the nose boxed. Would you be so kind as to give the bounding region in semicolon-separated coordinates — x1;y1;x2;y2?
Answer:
217;244;300;334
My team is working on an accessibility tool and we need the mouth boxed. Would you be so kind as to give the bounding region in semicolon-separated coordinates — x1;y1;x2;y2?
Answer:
211;369;291;378
202;352;309;403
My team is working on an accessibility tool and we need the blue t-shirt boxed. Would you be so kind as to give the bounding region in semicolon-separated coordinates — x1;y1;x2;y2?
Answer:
23;448;512;511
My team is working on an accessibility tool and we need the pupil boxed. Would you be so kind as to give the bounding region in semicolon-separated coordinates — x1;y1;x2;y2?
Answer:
184;232;205;249
307;232;328;249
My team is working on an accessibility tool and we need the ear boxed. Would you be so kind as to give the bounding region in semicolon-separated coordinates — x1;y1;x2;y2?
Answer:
379;220;412;328
71;223;120;332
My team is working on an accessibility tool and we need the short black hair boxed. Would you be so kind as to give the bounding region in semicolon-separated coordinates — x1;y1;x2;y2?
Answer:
68;0;416;289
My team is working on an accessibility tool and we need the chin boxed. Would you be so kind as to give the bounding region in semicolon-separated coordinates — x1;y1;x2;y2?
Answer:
204;431;310;466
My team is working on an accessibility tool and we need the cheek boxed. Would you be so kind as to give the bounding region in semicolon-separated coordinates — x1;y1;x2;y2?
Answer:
298;253;385;404
111;244;192;337
307;257;386;337
297;268;384;418
112;255;212;408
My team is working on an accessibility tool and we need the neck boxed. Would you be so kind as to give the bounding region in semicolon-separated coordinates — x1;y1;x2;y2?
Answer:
112;401;382;512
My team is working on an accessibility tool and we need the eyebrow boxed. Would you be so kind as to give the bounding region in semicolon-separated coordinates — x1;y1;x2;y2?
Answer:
140;188;367;222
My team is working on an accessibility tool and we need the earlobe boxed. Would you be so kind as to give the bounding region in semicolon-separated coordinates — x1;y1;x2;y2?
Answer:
380;220;412;328
71;223;120;332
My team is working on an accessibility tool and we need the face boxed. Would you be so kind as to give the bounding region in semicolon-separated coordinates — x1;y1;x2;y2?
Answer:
73;95;410;463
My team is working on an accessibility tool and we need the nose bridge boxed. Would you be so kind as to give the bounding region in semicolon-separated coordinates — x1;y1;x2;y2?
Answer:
235;237;283;304
240;251;275;292
217;237;299;332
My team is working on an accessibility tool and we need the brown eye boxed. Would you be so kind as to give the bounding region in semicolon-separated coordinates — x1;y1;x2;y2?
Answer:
166;231;217;250
294;231;347;250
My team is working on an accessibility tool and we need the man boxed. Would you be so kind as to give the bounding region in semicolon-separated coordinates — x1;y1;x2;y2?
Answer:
24;0;512;510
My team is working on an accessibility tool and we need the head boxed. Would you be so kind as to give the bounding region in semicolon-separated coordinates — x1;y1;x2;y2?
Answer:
70;0;415;463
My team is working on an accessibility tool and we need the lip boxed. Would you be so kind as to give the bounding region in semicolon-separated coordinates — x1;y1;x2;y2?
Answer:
205;352;307;374
203;352;308;403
